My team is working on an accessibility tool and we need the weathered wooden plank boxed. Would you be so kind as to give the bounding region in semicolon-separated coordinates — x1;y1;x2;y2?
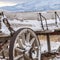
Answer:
0;33;10;38
35;30;60;35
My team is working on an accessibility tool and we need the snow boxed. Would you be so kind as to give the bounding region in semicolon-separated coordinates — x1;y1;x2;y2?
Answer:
40;40;60;53
39;40;60;60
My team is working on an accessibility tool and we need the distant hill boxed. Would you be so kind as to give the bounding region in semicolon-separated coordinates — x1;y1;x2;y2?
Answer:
0;0;60;12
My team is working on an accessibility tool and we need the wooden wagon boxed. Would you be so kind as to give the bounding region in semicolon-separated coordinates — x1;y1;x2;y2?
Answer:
0;12;40;60
0;11;60;60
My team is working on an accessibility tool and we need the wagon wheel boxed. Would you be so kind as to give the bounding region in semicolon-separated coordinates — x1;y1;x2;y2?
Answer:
9;28;41;60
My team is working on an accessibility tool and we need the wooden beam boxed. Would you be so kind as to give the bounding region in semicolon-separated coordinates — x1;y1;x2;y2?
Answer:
35;30;60;35
0;20;2;33
46;34;51;52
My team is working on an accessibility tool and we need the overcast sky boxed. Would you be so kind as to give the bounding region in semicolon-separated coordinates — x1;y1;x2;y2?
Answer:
0;0;60;8
0;0;33;4
0;0;33;7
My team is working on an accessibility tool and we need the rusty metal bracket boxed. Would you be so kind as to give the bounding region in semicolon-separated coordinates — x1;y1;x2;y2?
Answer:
3;18;15;36
55;12;60;27
39;13;48;30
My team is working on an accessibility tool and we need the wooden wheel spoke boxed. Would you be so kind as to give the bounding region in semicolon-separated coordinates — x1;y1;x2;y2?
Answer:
22;33;25;44
19;39;26;48
30;38;35;46
14;55;23;60
15;47;25;53
32;46;38;51
26;32;30;42
17;39;24;49
24;54;32;60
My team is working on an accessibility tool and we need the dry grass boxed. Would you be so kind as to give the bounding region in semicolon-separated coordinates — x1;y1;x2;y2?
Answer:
38;35;60;42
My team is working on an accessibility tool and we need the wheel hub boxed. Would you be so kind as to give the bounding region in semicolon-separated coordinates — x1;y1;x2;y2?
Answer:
25;42;31;51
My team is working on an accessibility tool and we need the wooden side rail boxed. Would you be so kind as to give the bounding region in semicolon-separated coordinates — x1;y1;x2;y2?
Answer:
35;30;60;35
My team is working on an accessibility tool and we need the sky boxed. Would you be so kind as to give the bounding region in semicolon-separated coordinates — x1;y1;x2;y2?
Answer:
0;0;17;7
0;0;60;7
0;0;32;7
0;0;60;12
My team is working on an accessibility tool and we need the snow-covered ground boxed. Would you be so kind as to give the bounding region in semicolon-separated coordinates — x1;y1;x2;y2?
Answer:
40;40;60;60
40;40;60;53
